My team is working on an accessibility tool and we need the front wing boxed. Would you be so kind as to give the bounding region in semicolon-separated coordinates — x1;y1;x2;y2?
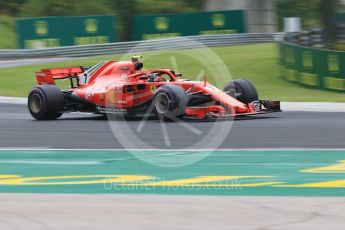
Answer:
185;100;281;119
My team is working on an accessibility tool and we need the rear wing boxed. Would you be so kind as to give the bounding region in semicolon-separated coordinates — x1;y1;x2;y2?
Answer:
35;67;86;86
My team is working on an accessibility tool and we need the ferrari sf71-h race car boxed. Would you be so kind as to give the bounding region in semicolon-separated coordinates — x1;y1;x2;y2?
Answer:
28;56;281;120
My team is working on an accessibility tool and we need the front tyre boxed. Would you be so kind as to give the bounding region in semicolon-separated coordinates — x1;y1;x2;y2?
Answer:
223;79;258;104
154;84;188;119
28;85;64;120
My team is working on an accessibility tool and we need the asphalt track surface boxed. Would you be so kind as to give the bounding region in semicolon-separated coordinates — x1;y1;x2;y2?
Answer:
0;103;344;149
1;101;345;230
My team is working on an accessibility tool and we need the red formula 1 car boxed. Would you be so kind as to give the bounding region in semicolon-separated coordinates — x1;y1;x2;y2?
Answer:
28;56;281;120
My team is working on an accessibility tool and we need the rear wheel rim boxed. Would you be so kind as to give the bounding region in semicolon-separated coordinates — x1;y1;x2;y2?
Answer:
155;93;170;115
29;93;42;114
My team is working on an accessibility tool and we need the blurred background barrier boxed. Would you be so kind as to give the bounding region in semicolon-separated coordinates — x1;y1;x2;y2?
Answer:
278;38;345;91
0;33;277;59
132;10;246;41
14;10;247;49
16;15;116;49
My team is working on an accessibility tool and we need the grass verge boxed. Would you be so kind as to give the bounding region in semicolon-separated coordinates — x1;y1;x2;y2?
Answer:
0;43;345;101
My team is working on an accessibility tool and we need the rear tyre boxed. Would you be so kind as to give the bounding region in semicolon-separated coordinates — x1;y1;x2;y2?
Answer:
154;85;188;119
223;79;258;104
28;85;64;120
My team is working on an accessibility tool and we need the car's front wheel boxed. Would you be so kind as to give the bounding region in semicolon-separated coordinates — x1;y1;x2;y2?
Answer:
28;85;64;120
223;79;259;104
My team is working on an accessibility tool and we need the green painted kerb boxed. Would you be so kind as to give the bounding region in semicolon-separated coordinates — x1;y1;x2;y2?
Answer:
0;149;344;196
278;41;345;92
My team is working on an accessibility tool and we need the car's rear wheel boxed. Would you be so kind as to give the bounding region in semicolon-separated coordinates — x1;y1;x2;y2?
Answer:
223;79;258;104
28;85;64;120
154;85;188;119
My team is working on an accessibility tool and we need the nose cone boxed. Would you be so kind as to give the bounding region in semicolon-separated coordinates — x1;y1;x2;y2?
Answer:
192;81;249;114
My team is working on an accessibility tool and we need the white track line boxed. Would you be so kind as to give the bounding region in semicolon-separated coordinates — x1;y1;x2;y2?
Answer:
282;102;345;112
0;96;26;104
